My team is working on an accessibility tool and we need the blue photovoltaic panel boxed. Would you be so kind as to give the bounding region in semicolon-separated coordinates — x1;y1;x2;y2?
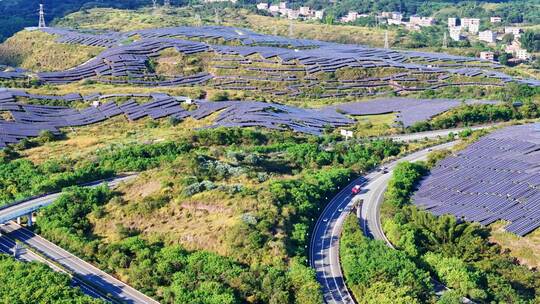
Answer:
414;123;540;236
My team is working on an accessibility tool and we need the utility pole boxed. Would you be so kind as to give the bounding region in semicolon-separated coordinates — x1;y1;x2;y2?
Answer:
38;3;46;28
195;14;202;27
384;30;389;49
288;21;294;37
443;32;448;48
214;9;220;25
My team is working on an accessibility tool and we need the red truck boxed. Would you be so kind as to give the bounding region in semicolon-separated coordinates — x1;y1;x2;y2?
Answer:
351;185;362;195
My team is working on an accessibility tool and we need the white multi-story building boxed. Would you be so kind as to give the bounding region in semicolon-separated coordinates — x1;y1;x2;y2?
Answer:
314;10;324;20
448;17;458;27
490;16;502;23
462;18;480;33
479;30;497;43
278;2;287;9
299;6;311;16
388;18;402;26
268;5;279;13
341;11;359;23
449;26;462;41
391;12;403;21
480;51;495;61
505;40;530;60
505;27;522;37
409;16;435;27
287;9;300;20
515;49;531;60
256;3;268;10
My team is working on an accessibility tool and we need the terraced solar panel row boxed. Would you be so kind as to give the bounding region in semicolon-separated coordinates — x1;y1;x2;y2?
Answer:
414;123;540;236
5;26;534;91
1;89;499;147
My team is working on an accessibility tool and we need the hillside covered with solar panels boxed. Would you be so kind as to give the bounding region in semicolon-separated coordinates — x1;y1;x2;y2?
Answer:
414;123;540;236
1;6;540;304
1;25;538;97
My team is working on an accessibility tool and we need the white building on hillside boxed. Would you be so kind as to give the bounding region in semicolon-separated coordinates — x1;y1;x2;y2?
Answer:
391;12;403;21
449;26;462;41
314;10;324;20
505;40;531;60
448;17;458;27
268;5;279;13
341;11;359;23
462;18;480;33
505;27;523;37
299;6;311;16
490;16;502;23
480;51;495;61
410;16;435;27
256;3;268;10
479;30;496;43
515;49;531;60
287;9;300;20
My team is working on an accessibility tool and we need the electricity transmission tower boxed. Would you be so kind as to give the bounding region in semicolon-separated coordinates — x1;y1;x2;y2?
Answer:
152;0;158;9
384;30;389;49
164;0;170;7
38;3;46;28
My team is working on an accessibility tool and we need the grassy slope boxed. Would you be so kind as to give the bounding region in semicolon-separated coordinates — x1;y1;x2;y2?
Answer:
12;108;274;257
56;7;396;48
0;31;103;72
489;221;540;268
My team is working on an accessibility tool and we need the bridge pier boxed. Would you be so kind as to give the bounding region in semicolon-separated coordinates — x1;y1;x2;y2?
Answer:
27;213;33;227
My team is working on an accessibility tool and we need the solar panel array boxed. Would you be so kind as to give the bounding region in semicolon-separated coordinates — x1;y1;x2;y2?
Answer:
329;98;497;127
0;89;499;147
0;65;27;80
1;26;535;93
414;123;540;236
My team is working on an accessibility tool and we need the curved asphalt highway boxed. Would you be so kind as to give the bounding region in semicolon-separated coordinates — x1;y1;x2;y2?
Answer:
310;141;457;304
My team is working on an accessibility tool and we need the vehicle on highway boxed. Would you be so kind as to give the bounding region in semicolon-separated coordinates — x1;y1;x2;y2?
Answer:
382;167;389;174
351;185;361;195
323;218;328;222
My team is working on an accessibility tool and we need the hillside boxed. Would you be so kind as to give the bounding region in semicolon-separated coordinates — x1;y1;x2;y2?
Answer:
0;2;539;303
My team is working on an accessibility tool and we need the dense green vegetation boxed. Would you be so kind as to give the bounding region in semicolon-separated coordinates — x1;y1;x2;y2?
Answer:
340;215;433;303
15;127;405;304
408;96;540;132
0;0;160;41
380;160;540;303
0;254;102;303
521;30;540;52
0;140;192;205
